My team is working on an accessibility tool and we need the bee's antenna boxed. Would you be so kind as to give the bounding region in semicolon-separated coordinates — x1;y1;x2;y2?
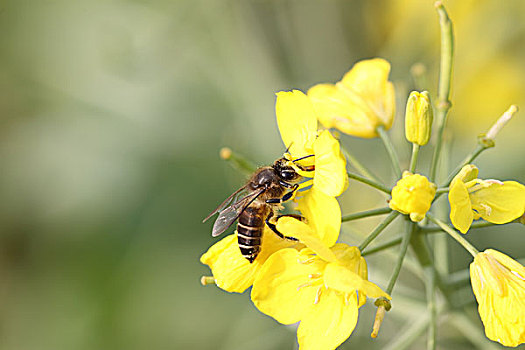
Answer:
292;154;315;163
284;142;293;154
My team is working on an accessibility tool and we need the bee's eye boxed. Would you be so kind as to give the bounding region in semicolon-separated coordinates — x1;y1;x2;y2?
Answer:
280;170;296;181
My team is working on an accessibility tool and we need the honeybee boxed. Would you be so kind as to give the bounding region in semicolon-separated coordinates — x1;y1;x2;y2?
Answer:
203;156;313;263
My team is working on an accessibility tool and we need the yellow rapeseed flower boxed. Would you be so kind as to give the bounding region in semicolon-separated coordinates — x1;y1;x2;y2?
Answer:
251;190;388;349
251;244;390;350
307;58;395;138
389;171;436;222
276;90;348;197
200;227;300;293
470;249;525;347
449;165;525;233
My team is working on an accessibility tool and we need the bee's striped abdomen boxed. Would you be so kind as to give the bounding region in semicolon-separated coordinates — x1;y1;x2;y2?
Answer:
237;205;268;263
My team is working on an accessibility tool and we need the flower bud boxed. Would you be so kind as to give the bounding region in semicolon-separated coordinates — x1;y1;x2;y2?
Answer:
389;171;436;222
405;91;433;145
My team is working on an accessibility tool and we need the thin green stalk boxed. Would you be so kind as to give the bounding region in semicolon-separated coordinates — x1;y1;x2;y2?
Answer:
442;144;484;188
429;2;454;182
220;147;257;174
426;213;479;257
439;105;518;191
358;211;400;252
385;221;416;294
421;220;495;233
340;143;383;184
424;265;436;350
342;207;392;222
450;312;501;350
361;236;402;256
435;187;449;195
409;143;420;173
347;172;392;194
376;125;402;177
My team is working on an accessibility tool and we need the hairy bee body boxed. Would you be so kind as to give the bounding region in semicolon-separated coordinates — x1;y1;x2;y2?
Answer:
204;157;310;263
236;204;268;262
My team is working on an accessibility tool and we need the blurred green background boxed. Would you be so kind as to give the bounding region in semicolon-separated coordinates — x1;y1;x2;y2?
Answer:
0;0;523;349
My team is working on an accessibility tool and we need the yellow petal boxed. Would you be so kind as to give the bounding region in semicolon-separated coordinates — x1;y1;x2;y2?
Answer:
449;177;474;234
276;90;318;158
455;164;479;183
470;181;525;224
331;244;362;271
470;250;525;347
307;83;379;138
340;58;396;129
251;248;325;325
324;263;390;299
296;187;341;247
200;229;295;293
297;288;359;350
276;217;338;263
312;130;348;196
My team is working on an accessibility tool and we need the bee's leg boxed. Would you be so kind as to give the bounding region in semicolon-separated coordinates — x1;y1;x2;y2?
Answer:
265;184;299;204
297;164;315;172
265;212;299;242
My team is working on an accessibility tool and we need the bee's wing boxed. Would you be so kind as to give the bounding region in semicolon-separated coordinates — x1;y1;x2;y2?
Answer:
211;188;265;237
203;185;248;223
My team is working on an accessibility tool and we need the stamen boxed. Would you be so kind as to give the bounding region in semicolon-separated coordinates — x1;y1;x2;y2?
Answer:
297;282;312;291
314;286;323;304
298;257;316;264
480;203;492;216
309;273;322;279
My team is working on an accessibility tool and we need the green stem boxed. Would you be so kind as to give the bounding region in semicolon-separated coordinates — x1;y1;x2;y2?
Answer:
409;143;420;173
385;221;416;294
361;236;402;256
340;143;383;184
342;207;392;222
426;213;479;257
358;211;400;252
347;172;392;194
429;2;454;183
435;187;449;195
450;312;502;350
424;265;437;350
421;220;495;233
442;143;485;187
376;125;402;177
220;147;257;174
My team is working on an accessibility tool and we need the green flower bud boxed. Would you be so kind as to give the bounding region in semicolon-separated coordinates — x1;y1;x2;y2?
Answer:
405;91;433;145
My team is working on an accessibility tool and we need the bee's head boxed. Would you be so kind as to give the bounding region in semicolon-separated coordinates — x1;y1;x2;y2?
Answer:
272;158;302;182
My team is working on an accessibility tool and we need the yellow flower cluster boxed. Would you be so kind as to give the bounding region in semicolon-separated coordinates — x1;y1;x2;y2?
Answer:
202;58;393;350
202;55;525;349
